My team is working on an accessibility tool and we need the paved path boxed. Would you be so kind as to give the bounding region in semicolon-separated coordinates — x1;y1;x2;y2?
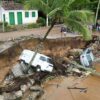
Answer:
0;26;80;41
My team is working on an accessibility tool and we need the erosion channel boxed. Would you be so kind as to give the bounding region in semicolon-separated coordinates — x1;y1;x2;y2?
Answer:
0;36;100;100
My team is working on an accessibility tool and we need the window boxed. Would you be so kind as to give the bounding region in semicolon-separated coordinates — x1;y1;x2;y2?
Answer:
47;58;53;64
32;12;35;17
40;56;46;61
25;12;29;17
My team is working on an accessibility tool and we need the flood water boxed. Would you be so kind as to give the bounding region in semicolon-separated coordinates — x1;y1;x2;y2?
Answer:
41;63;100;100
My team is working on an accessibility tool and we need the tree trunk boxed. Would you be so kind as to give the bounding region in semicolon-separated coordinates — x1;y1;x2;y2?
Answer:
42;19;56;41
63;57;100;76
95;0;100;25
27;19;56;70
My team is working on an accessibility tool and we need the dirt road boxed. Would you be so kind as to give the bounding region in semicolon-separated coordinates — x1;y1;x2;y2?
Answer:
0;26;80;41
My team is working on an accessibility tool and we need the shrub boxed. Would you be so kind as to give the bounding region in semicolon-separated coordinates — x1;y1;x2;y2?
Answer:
27;23;40;29
6;25;17;32
0;22;8;27
37;17;46;26
0;22;8;32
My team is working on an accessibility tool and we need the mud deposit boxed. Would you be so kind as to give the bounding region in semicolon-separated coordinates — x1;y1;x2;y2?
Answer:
41;63;100;100
0;37;99;100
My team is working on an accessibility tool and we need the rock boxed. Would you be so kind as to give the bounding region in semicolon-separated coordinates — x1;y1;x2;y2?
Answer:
27;82;32;88
20;85;28;93
30;85;43;92
72;68;81;73
15;90;23;98
29;79;35;85
69;49;83;56
3;92;17;100
69;56;74;60
28;92;40;100
84;71;91;76
91;43;98;50
0;95;4;100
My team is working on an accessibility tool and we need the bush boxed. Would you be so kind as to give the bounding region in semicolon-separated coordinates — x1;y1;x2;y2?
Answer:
6;25;17;32
27;23;40;29
37;17;46;26
0;22;8;27
0;22;8;32
0;21;44;32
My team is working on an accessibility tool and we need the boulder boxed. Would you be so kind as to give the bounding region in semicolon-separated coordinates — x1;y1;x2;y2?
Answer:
29;79;35;85
30;85;43;92
69;49;83;57
15;90;23;98
3;92;17;100
27;92;40;100
20;85;28;93
0;95;4;100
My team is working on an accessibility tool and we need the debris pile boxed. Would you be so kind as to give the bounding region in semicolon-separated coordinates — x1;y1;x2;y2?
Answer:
0;36;99;100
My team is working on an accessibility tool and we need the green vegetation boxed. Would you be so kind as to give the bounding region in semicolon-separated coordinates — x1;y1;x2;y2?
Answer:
24;0;94;41
27;23;41;28
0;23;42;32
0;22;8;32
37;17;46;26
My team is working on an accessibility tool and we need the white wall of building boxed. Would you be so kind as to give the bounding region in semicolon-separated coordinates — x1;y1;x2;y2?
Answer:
2;10;38;25
22;10;38;24
0;7;5;22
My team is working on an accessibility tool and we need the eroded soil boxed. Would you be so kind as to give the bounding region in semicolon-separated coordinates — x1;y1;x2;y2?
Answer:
0;37;100;100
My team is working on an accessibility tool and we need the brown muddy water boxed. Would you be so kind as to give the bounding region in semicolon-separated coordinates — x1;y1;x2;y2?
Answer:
0;37;99;100
41;63;100;100
40;70;100;100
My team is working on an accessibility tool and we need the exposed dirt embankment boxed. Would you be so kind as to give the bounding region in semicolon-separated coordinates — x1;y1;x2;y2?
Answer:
0;37;86;82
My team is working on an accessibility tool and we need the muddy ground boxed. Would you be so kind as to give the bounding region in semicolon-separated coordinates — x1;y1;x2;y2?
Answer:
40;63;100;100
0;37;100;100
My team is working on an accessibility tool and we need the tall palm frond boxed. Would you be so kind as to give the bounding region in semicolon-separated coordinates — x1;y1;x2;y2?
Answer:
64;18;92;40
24;0;94;41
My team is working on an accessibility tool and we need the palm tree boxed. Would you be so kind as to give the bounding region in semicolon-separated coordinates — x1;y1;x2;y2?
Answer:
24;0;94;69
25;0;93;41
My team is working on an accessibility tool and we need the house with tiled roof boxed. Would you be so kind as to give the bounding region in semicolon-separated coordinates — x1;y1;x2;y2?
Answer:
0;0;38;25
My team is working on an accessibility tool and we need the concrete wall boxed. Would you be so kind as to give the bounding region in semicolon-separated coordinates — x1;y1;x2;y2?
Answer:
2;10;38;25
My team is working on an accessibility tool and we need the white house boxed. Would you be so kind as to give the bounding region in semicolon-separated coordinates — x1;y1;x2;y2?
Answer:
0;1;38;25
